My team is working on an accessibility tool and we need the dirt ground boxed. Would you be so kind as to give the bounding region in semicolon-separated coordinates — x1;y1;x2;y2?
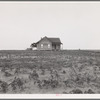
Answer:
0;50;100;94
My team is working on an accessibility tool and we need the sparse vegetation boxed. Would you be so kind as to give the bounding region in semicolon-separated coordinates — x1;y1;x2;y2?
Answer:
0;50;99;93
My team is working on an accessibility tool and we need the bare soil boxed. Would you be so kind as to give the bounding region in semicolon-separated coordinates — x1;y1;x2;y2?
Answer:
0;50;100;94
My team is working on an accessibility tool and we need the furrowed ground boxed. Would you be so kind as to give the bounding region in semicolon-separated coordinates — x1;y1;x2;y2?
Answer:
0;50;100;94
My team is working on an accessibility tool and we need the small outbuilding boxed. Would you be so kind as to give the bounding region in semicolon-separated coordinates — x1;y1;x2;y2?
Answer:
31;36;62;51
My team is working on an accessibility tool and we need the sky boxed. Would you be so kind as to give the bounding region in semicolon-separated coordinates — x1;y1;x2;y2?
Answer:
0;2;100;50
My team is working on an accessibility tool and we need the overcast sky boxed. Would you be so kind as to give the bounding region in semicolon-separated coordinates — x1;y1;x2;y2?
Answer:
0;2;100;50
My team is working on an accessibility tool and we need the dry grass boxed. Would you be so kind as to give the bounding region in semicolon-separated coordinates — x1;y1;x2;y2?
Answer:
0;50;100;93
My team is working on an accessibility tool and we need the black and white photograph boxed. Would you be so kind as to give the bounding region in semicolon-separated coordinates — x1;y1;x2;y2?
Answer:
0;1;100;96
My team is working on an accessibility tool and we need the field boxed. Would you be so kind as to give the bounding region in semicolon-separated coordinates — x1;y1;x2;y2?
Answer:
0;50;100;94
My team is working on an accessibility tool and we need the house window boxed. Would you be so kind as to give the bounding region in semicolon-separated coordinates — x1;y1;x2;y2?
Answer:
48;44;50;48
41;44;43;48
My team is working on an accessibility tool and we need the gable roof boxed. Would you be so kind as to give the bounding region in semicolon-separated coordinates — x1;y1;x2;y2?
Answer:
36;36;62;44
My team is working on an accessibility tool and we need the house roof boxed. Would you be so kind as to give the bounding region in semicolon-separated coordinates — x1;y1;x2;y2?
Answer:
48;38;62;44
36;36;62;44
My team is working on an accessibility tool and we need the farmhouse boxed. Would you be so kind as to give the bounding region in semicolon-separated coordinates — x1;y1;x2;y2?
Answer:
31;36;62;51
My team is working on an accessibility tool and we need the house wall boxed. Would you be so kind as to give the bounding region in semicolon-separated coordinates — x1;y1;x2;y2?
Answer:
56;44;61;50
52;44;61;51
37;37;52;50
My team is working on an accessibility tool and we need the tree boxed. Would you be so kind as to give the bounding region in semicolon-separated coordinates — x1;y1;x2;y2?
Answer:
30;43;37;49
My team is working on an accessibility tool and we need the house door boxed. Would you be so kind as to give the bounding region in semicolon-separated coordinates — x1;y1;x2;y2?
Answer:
52;44;57;50
54;45;56;50
52;44;56;50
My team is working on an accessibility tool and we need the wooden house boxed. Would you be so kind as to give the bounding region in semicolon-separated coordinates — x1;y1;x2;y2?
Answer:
31;36;62;51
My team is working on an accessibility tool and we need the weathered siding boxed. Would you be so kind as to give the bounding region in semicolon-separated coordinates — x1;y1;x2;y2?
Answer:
56;45;61;50
37;37;52;50
52;44;60;51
